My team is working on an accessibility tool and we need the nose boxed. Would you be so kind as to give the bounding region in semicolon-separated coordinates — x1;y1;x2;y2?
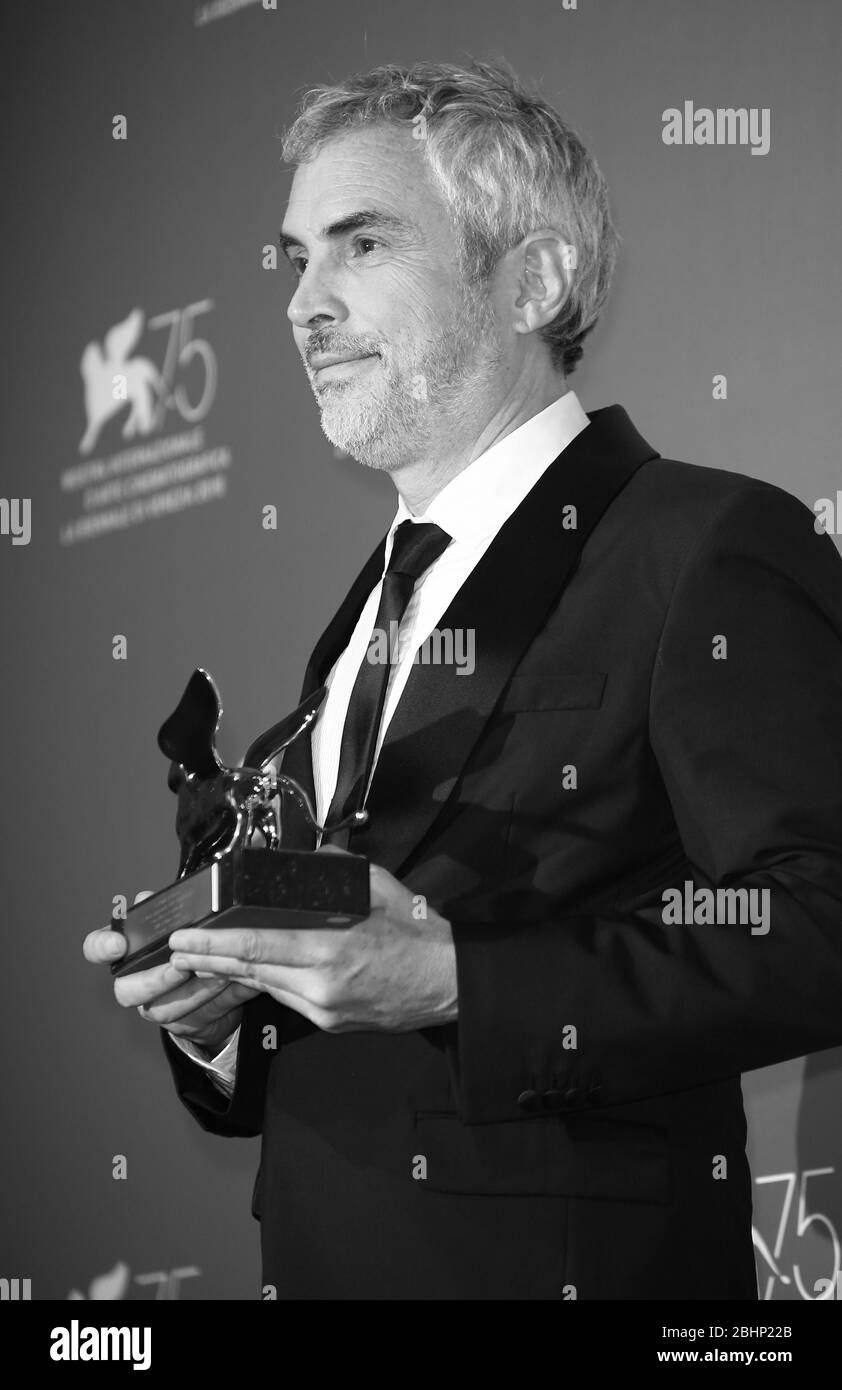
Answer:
286;260;347;332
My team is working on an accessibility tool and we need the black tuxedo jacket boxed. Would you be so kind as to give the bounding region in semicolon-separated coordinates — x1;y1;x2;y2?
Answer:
163;405;842;1300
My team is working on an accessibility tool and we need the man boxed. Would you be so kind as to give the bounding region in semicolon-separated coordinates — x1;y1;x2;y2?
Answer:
85;59;842;1300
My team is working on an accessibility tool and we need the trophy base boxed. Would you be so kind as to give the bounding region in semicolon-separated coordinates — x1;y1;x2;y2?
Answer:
111;846;370;977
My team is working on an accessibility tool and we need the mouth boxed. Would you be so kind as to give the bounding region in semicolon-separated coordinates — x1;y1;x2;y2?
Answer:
310;352;379;378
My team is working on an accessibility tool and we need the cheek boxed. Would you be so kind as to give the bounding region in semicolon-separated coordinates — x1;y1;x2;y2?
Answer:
372;264;460;339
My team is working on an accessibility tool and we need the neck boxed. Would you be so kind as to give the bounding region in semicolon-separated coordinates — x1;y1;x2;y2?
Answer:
390;365;569;514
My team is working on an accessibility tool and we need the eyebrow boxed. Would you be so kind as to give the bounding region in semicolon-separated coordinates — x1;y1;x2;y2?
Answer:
278;209;410;258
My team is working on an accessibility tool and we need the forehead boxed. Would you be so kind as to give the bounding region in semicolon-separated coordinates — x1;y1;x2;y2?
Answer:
283;124;451;240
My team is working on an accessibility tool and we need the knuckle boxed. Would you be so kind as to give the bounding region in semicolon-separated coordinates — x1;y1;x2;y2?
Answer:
240;930;262;964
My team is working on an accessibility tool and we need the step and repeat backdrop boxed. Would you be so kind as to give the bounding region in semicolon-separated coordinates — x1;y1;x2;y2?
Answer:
2;0;839;1299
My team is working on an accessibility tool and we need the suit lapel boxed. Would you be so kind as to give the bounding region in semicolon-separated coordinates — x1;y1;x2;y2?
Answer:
281;406;657;867
354;406;657;872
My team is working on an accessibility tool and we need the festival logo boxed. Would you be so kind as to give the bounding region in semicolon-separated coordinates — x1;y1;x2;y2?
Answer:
752;1168;840;1299
62;300;231;545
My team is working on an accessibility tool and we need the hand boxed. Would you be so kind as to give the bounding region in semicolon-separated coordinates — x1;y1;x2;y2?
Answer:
168;851;459;1033
82;895;259;1054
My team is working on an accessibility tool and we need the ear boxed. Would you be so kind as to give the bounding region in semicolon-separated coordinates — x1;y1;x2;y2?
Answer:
511;230;577;335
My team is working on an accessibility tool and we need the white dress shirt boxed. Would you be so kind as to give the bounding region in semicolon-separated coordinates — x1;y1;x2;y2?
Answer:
173;390;590;1093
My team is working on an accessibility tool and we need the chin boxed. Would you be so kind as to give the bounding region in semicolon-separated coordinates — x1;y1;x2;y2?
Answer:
319;411;376;460
319;412;403;472
320;391;383;444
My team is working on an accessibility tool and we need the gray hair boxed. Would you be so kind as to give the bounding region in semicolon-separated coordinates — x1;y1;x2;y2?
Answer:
281;58;620;375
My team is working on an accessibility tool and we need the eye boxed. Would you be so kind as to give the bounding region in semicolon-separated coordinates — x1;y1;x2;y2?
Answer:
289;254;308;277
353;236;380;256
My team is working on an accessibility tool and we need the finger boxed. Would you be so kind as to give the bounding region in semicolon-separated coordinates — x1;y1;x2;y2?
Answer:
367;861;394;910
169;952;260;979
138;979;254;1028
82;925;128;964
113;960;193;1008
169;926;323;967
136;973;231;1020
82;890;157;964
170;954;319;1001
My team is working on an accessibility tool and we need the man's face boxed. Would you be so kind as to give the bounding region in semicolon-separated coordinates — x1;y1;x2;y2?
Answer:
282;123;503;472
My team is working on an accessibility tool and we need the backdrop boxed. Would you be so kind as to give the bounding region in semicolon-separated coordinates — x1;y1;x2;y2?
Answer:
2;0;840;1301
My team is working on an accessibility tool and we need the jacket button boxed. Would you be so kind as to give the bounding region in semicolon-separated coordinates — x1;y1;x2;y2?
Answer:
517;1089;543;1114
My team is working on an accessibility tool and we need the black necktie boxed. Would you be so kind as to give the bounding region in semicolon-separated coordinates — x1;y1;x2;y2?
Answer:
322;519;451;844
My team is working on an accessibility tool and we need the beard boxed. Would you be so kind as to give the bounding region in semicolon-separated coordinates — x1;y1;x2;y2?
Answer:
303;277;502;472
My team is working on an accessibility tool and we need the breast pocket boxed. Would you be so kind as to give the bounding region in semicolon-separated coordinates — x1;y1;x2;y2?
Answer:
500;670;607;713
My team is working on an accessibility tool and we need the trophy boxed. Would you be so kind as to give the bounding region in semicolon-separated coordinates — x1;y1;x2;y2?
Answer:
111;668;370;977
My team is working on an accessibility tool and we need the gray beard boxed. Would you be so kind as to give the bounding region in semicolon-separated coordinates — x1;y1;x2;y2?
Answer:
312;291;501;473
315;360;428;472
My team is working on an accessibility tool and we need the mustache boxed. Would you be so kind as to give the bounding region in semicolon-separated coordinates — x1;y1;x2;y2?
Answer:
303;333;383;368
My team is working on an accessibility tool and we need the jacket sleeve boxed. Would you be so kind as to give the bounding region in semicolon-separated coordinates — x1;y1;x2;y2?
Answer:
161;992;287;1137
449;483;842;1123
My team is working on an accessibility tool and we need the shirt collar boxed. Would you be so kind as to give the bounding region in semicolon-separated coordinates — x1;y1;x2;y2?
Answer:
388;390;590;549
